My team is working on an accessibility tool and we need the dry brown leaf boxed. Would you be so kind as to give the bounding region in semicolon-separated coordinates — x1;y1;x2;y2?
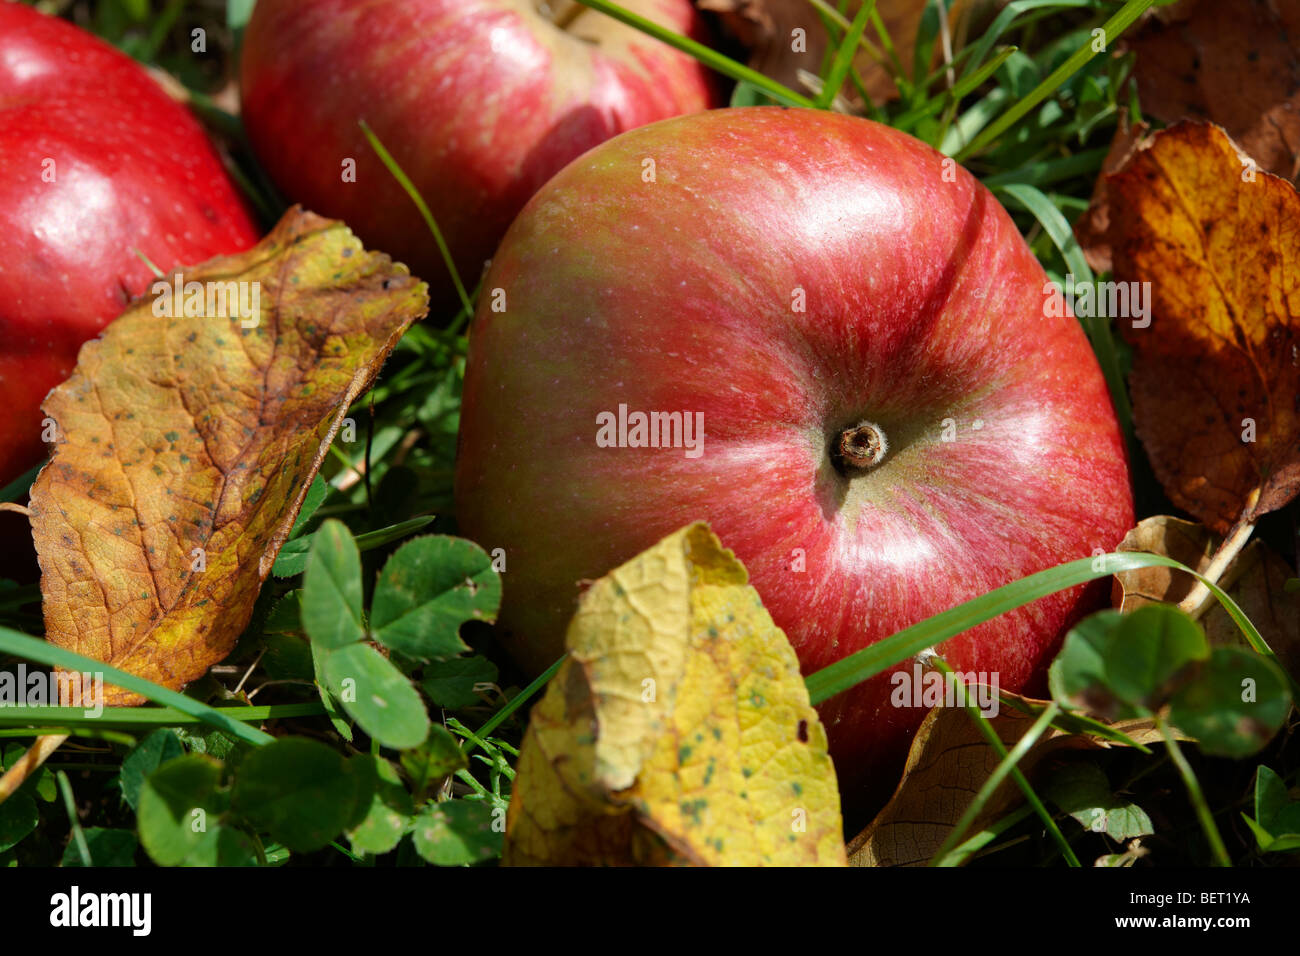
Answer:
1111;515;1218;610
699;0;831;98
1204;543;1300;678
1125;0;1300;181
1114;515;1300;677
31;208;428;704
1109;121;1300;535
847;693;1163;867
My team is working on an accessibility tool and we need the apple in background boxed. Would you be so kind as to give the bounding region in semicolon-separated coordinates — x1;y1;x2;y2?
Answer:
239;0;719;312
0;4;260;491
454;107;1135;810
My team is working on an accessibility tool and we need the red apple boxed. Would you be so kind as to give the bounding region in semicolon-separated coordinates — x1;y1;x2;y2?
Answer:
454;107;1135;808
0;4;259;489
239;0;719;311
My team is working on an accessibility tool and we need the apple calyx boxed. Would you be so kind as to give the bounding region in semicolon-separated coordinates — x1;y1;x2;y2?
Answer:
835;420;889;473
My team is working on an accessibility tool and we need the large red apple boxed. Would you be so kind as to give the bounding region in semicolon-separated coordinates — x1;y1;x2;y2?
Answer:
0;4;259;489
239;0;719;311
455;107;1135;808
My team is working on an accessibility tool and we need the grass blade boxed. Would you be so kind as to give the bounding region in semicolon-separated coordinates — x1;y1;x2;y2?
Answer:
0;629;273;745
980;147;1108;190
0;703;324;729
894;45;1018;133
57;771;92;866
958;0;1099;89
804;551;1288;705
930;694;1072;866
932;804;1035;866
955;0;1155;161
360;121;474;316
465;653;567;755
816;0;876;109
1158;713;1232;866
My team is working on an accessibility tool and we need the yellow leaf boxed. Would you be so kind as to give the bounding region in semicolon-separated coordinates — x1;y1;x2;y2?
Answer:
30;208;428;704
504;522;845;866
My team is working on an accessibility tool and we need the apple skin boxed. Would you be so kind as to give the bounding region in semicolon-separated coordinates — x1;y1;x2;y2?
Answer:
454;107;1135;809
0;5;259;490
239;0;719;311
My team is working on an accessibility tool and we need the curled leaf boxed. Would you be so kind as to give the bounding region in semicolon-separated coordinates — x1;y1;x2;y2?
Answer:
31;208;427;704
504;523;845;867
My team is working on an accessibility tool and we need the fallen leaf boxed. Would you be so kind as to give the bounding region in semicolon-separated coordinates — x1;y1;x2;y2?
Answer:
31;207;428;705
1108;121;1300;534
700;0;831;99
503;522;845;866
1125;0;1300;181
1113;515;1300;676
1111;515;1218;611
847;693;1163;867
1204;544;1300;678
